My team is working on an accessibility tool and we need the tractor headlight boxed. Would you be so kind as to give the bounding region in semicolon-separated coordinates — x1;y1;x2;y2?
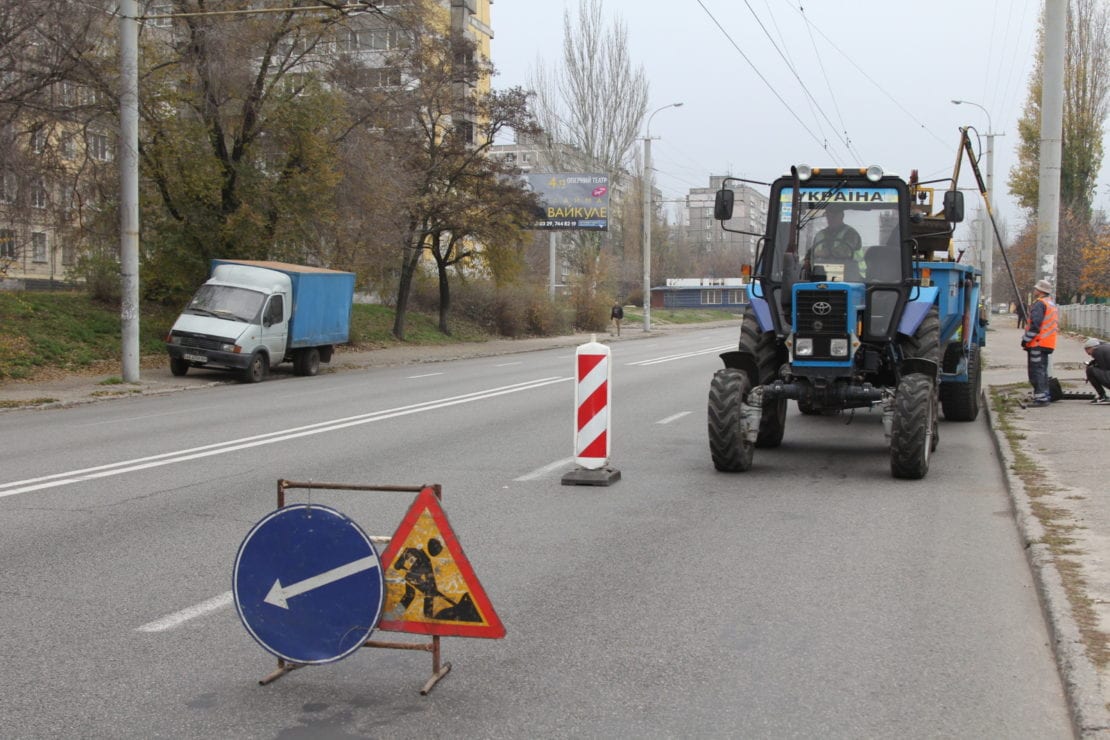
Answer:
795;164;813;181
830;338;849;357
865;165;884;182
795;338;814;356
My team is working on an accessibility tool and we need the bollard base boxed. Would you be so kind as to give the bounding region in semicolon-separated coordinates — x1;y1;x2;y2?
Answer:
561;466;622;487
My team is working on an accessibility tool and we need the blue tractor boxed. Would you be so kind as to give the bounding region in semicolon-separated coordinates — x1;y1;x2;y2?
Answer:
707;164;986;479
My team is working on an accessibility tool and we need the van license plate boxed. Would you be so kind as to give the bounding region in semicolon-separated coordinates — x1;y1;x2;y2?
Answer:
184;353;207;363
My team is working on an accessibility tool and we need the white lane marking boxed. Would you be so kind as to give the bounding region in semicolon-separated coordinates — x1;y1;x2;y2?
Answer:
136;591;232;633
657;411;691;425
515;457;575;481
494;361;523;367
265;556;380;610
73;405;214;428
0;376;571;500
627;344;734;367
407;372;444;379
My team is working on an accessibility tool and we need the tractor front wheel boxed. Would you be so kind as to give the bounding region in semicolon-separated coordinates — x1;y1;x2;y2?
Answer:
890;373;937;479
708;369;755;472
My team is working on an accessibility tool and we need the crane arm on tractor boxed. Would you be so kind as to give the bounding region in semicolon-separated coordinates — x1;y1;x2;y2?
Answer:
953;126;1027;320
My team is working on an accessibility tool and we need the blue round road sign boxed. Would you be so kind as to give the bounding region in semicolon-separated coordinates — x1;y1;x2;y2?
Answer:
233;504;384;665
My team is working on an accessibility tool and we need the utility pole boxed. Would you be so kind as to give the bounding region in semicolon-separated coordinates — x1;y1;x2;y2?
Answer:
119;0;140;383
1037;0;1066;291
641;134;652;331
642;102;682;332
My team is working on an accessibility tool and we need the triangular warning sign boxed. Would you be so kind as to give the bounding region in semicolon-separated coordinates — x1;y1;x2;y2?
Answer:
378;487;505;638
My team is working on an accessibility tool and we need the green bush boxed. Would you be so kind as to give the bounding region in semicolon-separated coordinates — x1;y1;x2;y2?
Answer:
416;279;574;338
565;278;613;332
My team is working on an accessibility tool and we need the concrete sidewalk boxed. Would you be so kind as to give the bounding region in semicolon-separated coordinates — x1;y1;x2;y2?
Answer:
982;320;1110;737
2;315;1109;733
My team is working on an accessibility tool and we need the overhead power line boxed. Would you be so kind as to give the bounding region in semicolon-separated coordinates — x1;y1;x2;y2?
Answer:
695;0;841;161
784;0;952;153
742;0;864;163
796;2;860;162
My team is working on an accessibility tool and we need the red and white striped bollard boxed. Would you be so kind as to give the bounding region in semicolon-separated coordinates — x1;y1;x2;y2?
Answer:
562;335;621;486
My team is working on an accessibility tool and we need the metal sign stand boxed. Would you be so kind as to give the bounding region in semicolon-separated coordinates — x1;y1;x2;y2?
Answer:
257;479;451;694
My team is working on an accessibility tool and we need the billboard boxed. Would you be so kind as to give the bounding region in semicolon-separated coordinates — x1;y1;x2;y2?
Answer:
525;173;609;231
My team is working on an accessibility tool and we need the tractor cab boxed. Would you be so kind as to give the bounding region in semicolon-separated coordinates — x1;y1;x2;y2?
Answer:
715;166;963;358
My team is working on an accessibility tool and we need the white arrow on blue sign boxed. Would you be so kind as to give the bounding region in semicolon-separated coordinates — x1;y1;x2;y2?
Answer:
233;504;384;665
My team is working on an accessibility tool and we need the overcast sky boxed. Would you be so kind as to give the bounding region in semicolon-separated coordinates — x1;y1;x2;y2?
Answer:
489;0;1078;250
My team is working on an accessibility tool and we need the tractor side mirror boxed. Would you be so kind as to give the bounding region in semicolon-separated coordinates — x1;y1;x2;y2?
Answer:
714;189;734;221
943;190;965;223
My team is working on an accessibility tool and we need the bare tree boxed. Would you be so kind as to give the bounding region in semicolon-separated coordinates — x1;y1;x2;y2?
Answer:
0;1;112;281
344;7;539;339
528;0;649;274
0;1;100;121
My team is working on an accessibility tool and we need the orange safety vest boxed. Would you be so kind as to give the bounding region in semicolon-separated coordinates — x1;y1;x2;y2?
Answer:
1027;296;1058;350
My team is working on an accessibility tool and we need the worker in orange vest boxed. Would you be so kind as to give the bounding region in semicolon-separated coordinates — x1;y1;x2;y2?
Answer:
1021;278;1058;407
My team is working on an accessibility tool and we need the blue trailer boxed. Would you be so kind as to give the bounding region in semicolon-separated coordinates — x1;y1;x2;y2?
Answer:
166;260;355;382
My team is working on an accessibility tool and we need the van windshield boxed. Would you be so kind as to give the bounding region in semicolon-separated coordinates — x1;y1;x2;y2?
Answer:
184;285;264;323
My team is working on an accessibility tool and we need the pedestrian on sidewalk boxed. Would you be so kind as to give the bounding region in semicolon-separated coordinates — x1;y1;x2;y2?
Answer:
1021;278;1058;407
1084;337;1110;405
610;304;624;337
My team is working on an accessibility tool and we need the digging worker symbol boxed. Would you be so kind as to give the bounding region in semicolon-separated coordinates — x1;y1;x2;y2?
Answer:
394;538;481;623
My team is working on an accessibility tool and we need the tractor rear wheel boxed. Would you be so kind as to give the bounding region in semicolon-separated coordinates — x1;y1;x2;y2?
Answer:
900;307;940;365
890;373;937;479
738;306;786;448
708;368;755;472
939;344;981;421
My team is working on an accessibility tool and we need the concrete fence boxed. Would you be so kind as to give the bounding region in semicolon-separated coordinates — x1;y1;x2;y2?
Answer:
1059;304;1109;339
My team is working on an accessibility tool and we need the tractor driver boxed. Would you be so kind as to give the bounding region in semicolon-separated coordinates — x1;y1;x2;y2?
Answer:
810;204;865;280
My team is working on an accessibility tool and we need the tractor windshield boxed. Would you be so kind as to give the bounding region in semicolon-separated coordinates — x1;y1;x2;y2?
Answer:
771;186;904;285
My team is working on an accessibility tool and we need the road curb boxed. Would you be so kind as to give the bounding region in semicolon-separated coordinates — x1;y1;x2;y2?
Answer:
984;384;1110;738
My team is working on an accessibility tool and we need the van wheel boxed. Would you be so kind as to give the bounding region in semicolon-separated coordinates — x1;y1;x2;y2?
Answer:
169;357;189;377
243;352;268;383
295;348;320;377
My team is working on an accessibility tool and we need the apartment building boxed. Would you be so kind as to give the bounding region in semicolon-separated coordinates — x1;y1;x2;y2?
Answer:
682;176;768;267
0;0;493;289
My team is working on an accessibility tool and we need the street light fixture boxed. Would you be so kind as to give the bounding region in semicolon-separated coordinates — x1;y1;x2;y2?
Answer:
642;102;683;332
951;98;1000;308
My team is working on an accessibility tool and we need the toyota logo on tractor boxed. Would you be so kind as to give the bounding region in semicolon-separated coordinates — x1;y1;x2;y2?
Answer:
812;301;832;315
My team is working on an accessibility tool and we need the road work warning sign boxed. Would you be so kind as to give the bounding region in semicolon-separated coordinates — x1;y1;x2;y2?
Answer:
378;487;505;639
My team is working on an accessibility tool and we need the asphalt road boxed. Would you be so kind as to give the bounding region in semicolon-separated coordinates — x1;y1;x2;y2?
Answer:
0;326;1071;738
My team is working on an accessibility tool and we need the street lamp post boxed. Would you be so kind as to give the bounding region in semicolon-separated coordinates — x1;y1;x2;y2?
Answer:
642;102;683;332
951;99;1001;309
119;0;140;382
